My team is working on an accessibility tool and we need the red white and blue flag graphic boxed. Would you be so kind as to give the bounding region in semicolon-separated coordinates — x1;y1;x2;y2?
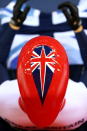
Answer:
30;45;61;102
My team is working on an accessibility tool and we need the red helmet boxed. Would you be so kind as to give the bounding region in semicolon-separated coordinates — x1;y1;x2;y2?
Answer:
17;36;69;128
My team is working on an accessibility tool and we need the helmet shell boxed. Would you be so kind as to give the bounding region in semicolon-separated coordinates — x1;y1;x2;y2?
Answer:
17;36;69;128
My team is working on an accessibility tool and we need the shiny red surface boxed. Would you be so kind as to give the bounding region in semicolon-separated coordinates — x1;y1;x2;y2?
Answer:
17;36;69;128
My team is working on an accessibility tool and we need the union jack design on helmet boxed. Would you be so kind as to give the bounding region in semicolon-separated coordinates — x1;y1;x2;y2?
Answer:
30;45;62;102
